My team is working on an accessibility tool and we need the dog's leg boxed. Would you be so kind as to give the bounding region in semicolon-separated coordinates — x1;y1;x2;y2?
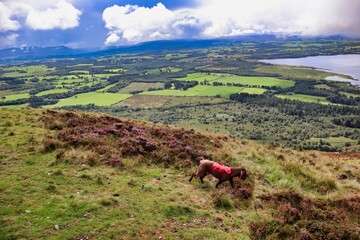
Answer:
229;177;234;188
216;179;225;188
189;173;197;182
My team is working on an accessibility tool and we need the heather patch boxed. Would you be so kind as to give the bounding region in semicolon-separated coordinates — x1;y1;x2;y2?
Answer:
42;110;224;167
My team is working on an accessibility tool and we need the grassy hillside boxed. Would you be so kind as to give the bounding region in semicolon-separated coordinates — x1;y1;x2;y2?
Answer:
1;109;359;239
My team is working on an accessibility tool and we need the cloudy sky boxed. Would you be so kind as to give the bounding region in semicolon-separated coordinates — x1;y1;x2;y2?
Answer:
0;0;359;49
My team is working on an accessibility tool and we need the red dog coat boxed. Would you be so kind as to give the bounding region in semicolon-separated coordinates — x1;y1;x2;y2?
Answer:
212;162;231;175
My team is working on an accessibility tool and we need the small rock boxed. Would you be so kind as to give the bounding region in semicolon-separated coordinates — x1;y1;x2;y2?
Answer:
54;225;60;230
25;210;31;213
158;237;163;240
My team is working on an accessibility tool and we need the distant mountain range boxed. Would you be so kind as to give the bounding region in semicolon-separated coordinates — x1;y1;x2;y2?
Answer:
0;35;351;61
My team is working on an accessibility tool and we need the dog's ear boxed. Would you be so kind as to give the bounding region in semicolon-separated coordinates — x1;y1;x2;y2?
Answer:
240;168;248;180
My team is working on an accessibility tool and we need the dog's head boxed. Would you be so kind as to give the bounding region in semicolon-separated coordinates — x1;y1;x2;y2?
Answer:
240;168;248;180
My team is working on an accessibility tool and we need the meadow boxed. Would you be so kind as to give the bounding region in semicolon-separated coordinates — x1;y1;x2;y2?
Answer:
1;93;29;101
276;94;332;104
0;109;359;239
46;92;132;108
118;82;164;94
145;67;182;74
176;73;295;88
141;85;247;98
36;89;68;97
1;65;55;77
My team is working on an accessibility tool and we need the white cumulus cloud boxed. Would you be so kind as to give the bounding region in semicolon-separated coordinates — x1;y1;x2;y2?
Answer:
102;0;360;45
0;2;21;32
26;1;82;30
102;3;205;45
0;0;82;31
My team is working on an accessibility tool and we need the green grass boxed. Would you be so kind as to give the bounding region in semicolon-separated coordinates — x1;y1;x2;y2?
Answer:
96;83;118;93
141;85;245;98
69;70;90;74
105;68;126;73
240;88;267;95
276;94;331;104
176;73;294;88
118;82;164;94
56;79;84;85
46;92;132;107
1;65;55;77
71;64;93;67
0;109;359;239
315;84;333;90
115;95;227;108
145;67;182;75
164;53;188;59
175;73;227;82
0;93;29;101
308;137;357;147
36;89;68;97
58;75;82;80
216;76;294;88
340;91;359;98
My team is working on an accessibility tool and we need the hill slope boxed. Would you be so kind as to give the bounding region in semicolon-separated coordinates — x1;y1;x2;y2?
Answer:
0;109;359;239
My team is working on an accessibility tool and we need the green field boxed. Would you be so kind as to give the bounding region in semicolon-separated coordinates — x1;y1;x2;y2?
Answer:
36;89;68;97
315;84;333;90
145;67;182;75
71;64;93;67
308;137;357;147
216;76;294;88
96;83;118;93
176;73;294;88
240;88;267;94
276;94;331;104
141;85;245;98
164;53;188;59
105;68;126;73
115;95;227;108
118;82;164;94
91;74;119;79
0;93;29;101
1;65;55;77
47;92;132;107
69;70;90;74
340;91;359;98
176;73;227;82
58;75;82;80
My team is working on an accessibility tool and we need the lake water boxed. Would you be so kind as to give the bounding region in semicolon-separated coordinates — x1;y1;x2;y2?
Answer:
260;54;360;87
